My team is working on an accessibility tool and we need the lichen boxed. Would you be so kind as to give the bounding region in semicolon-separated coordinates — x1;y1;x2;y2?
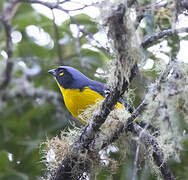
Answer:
41;125;82;179
140;61;188;173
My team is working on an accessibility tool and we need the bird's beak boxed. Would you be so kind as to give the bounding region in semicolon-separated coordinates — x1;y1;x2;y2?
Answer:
48;69;56;76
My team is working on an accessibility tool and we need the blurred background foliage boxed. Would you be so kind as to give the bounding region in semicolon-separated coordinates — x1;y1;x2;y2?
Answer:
0;0;188;179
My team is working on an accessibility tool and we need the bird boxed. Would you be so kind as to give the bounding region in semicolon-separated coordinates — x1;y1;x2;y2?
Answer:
48;66;159;136
48;66;126;124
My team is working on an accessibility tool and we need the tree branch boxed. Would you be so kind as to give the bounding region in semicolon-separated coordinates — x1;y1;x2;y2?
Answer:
98;62;178;180
141;27;188;48
91;102;175;180
0;21;13;90
81;98;175;180
1;81;63;107
132;124;147;180
126;121;175;180
0;0;19;90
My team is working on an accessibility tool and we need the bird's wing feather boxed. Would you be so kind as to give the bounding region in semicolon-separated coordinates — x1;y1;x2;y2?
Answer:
88;80;134;113
87;80;109;97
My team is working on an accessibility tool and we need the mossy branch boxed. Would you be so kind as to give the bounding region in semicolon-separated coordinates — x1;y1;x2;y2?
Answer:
141;27;188;48
52;4;138;180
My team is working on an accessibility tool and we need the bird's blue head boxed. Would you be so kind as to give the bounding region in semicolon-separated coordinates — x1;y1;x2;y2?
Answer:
48;66;89;89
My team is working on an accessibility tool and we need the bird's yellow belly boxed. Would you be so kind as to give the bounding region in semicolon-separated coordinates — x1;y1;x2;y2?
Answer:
57;81;124;124
65;88;104;123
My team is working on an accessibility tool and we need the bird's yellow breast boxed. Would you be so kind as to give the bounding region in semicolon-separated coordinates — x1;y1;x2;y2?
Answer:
56;81;124;124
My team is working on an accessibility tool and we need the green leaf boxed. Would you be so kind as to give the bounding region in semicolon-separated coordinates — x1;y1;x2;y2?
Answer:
61;14;98;36
0;171;29;180
12;3;55;38
158;17;171;30
182;35;188;40
167;35;180;58
0;151;9;171
14;33;55;59
64;14;96;26
85;24;98;34
13;4;48;28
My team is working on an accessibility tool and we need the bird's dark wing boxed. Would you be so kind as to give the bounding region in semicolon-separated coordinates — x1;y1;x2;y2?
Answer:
87;80;109;97
87;80;135;113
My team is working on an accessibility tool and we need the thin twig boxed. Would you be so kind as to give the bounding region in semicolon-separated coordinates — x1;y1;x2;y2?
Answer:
132;122;149;180
52;9;63;65
69;15;104;48
132;130;143;180
18;0;105;56
152;59;175;100
18;0;91;12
